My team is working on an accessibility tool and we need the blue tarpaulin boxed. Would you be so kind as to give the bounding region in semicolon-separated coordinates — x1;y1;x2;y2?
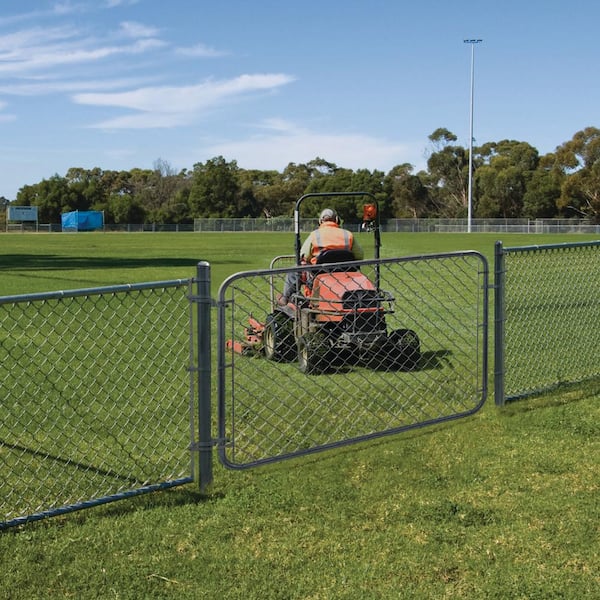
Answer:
61;211;104;231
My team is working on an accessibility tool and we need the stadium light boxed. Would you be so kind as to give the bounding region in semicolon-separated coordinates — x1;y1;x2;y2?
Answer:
464;39;482;233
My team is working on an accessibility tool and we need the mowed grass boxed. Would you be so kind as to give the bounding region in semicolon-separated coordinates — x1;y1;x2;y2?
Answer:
3;229;599;295
1;231;599;599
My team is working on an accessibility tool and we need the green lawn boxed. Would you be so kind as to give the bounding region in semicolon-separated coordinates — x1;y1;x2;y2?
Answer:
3;230;599;296
1;231;599;599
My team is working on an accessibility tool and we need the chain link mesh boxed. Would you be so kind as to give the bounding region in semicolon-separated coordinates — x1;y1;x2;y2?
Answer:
218;253;488;468
501;242;600;401
1;281;193;528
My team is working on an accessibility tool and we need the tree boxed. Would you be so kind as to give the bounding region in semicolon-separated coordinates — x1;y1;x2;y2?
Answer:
554;127;600;220
11;125;600;223
522;153;562;218
189;156;241;218
16;175;78;222
475;140;539;218
147;158;181;221
425;129;469;217
237;169;282;218
108;193;146;224
384;164;431;218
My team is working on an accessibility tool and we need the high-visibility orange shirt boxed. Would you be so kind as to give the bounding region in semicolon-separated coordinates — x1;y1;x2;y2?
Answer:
301;222;363;264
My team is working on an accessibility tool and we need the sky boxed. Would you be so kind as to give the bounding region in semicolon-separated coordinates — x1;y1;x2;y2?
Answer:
1;0;599;200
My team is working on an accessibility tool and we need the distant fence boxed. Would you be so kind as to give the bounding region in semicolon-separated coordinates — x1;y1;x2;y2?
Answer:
494;240;600;405
195;218;600;234
3;218;600;234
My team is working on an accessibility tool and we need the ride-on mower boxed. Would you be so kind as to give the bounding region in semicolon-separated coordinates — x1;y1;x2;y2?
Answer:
229;192;421;374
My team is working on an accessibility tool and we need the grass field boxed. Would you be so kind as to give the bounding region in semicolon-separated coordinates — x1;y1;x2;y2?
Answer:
3;230;599;296
1;231;599;599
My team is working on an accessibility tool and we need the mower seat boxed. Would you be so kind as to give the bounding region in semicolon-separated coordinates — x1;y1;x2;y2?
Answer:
314;250;359;278
315;249;357;269
303;250;358;296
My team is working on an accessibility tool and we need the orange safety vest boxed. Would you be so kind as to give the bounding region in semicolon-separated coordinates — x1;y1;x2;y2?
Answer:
308;222;353;264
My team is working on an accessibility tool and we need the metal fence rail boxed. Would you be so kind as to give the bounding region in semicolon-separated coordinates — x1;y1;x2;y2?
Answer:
494;240;600;405
217;252;488;468
191;217;600;234
0;280;194;529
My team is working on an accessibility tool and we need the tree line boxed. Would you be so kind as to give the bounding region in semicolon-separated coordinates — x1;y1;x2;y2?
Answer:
10;126;600;225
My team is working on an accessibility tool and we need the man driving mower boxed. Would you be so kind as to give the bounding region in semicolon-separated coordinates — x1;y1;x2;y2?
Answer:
277;208;364;305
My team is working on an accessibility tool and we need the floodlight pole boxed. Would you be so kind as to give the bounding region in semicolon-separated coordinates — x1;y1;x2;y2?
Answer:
464;39;482;233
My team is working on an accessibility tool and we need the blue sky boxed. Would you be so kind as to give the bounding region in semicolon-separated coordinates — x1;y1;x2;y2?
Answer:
1;0;598;200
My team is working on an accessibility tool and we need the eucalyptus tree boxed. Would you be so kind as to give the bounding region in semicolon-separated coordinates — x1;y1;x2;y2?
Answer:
188;156;241;218
474;140;539;218
522;153;562;218
424;128;469;217
384;163;431;218
554;126;600;220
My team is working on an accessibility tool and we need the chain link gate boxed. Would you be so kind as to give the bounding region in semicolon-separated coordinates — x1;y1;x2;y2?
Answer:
0;280;195;530
217;252;489;469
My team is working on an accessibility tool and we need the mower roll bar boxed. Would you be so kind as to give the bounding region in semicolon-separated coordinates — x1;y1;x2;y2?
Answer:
293;192;381;267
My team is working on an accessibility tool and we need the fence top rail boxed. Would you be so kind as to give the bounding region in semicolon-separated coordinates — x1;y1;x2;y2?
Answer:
0;278;191;305
501;239;600;254
218;250;488;297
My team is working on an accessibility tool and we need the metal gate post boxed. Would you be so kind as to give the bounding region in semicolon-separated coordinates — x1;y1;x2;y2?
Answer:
196;261;213;490
494;241;506;406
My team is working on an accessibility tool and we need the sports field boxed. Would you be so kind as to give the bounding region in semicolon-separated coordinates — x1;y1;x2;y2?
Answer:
1;231;599;599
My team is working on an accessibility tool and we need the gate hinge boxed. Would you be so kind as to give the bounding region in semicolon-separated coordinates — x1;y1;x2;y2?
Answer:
189;438;226;451
187;294;218;307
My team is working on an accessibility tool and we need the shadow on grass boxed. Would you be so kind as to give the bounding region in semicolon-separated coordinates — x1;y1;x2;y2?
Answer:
0;439;141;486
419;349;453;371
0;254;248;272
0;254;198;272
1;486;220;535
501;376;600;415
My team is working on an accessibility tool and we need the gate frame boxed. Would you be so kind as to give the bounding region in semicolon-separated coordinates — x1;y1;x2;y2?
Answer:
213;251;489;471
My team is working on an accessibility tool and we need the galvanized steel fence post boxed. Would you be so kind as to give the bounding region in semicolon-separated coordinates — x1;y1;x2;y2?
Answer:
196;261;213;491
494;241;505;406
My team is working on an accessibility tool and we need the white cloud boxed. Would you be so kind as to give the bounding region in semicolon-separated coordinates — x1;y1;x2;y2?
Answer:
73;74;296;129
175;43;229;58
0;98;17;123
104;0;140;7
0;25;79;53
205;119;423;172
118;21;160;39
0;76;160;96
0;25;165;75
52;2;86;16
0;115;17;123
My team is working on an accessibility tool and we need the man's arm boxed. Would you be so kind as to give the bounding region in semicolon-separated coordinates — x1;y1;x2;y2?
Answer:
300;236;312;262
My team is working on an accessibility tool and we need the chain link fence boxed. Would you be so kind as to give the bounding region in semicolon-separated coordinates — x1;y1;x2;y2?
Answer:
0;280;194;529
192;217;600;234
217;252;489;468
4;217;599;234
494;240;600;405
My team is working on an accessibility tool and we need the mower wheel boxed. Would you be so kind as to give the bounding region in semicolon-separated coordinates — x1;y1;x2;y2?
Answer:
263;312;296;362
386;328;421;370
297;335;328;374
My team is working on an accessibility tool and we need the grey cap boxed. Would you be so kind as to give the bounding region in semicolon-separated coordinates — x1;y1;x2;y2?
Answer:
319;208;337;223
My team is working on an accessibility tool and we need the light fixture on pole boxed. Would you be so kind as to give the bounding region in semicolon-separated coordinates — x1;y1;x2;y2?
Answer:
464;39;482;233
